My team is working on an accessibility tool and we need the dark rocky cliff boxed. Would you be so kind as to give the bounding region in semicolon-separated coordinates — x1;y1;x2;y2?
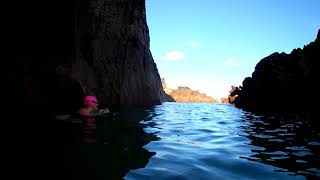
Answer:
74;0;167;106
8;1;166;177
10;0;167;115
234;29;320;113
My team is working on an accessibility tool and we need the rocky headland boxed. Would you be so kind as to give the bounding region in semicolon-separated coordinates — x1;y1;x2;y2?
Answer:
161;78;220;103
8;1;169;178
233;29;320;113
10;0;168;117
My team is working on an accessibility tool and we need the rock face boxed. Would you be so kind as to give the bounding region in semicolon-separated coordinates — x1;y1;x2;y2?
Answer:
161;79;218;103
11;0;167;114
228;86;241;103
161;78;175;102
74;0;167;106
170;86;218;103
161;78;173;95
220;97;230;104
234;29;320;113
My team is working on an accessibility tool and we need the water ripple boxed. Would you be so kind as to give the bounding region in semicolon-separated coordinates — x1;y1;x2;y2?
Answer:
126;103;320;179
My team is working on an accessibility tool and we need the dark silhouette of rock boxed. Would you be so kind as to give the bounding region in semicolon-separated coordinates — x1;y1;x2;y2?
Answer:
50;64;85;115
10;0;167;116
7;2;167;178
235;29;320;113
73;0;167;106
228;85;241;103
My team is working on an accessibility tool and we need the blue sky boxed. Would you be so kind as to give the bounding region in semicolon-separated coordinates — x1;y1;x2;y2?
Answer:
146;0;320;98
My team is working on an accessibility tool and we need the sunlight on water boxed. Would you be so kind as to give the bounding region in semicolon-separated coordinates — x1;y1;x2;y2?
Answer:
125;103;320;179
60;103;319;179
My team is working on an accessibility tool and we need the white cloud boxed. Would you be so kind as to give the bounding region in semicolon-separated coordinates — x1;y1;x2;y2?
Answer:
224;58;240;67
163;51;185;61
186;40;200;48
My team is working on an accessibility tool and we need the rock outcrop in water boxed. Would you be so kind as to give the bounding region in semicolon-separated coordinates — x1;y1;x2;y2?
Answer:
171;86;218;103
73;0;168;106
10;0;167;115
228;85;241;103
9;1;166;178
234;29;320;113
220;97;230;104
161;78;175;102
161;79;218;103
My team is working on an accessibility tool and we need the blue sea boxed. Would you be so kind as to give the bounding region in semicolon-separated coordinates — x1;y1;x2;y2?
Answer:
63;103;320;180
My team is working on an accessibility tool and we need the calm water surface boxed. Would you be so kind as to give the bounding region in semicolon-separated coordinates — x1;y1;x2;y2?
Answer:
125;103;320;180
62;103;319;179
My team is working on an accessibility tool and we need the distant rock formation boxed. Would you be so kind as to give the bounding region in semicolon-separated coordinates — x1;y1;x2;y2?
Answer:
161;78;175;102
161;79;218;103
228;86;241;103
10;0;167;114
220;97;229;104
171;87;219;103
234;29;320;113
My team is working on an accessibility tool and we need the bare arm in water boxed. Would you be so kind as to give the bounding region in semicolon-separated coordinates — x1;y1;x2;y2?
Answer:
79;107;109;116
96;108;110;116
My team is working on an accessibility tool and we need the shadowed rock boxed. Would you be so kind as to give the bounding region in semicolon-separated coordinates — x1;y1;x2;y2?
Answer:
73;0;167;106
235;29;320;113
7;1;167;178
228;85;241;103
10;0;167;116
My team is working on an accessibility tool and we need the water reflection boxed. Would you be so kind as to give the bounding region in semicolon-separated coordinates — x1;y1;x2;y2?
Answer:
126;103;319;179
82;115;97;144
58;107;159;179
58;104;320;179
240;112;320;177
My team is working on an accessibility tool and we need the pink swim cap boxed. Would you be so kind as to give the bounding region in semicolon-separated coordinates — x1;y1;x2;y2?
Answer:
83;95;98;106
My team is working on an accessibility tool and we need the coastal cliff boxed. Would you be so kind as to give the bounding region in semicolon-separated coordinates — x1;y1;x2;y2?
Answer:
10;0;167;115
171;87;219;103
9;1;166;177
161;79;219;103
234;29;320;113
161;78;175;102
73;0;167;106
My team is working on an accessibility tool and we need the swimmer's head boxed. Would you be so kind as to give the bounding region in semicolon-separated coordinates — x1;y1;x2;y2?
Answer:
83;96;98;110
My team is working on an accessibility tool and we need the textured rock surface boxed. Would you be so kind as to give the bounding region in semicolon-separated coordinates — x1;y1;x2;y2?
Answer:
161;78;175;101
228;85;241;103
11;0;167;113
164;82;219;103
74;0;167;106
220;97;230;104
161;78;173;94
9;2;166;178
234;29;320;112
161;78;225;103
170;86;218;103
